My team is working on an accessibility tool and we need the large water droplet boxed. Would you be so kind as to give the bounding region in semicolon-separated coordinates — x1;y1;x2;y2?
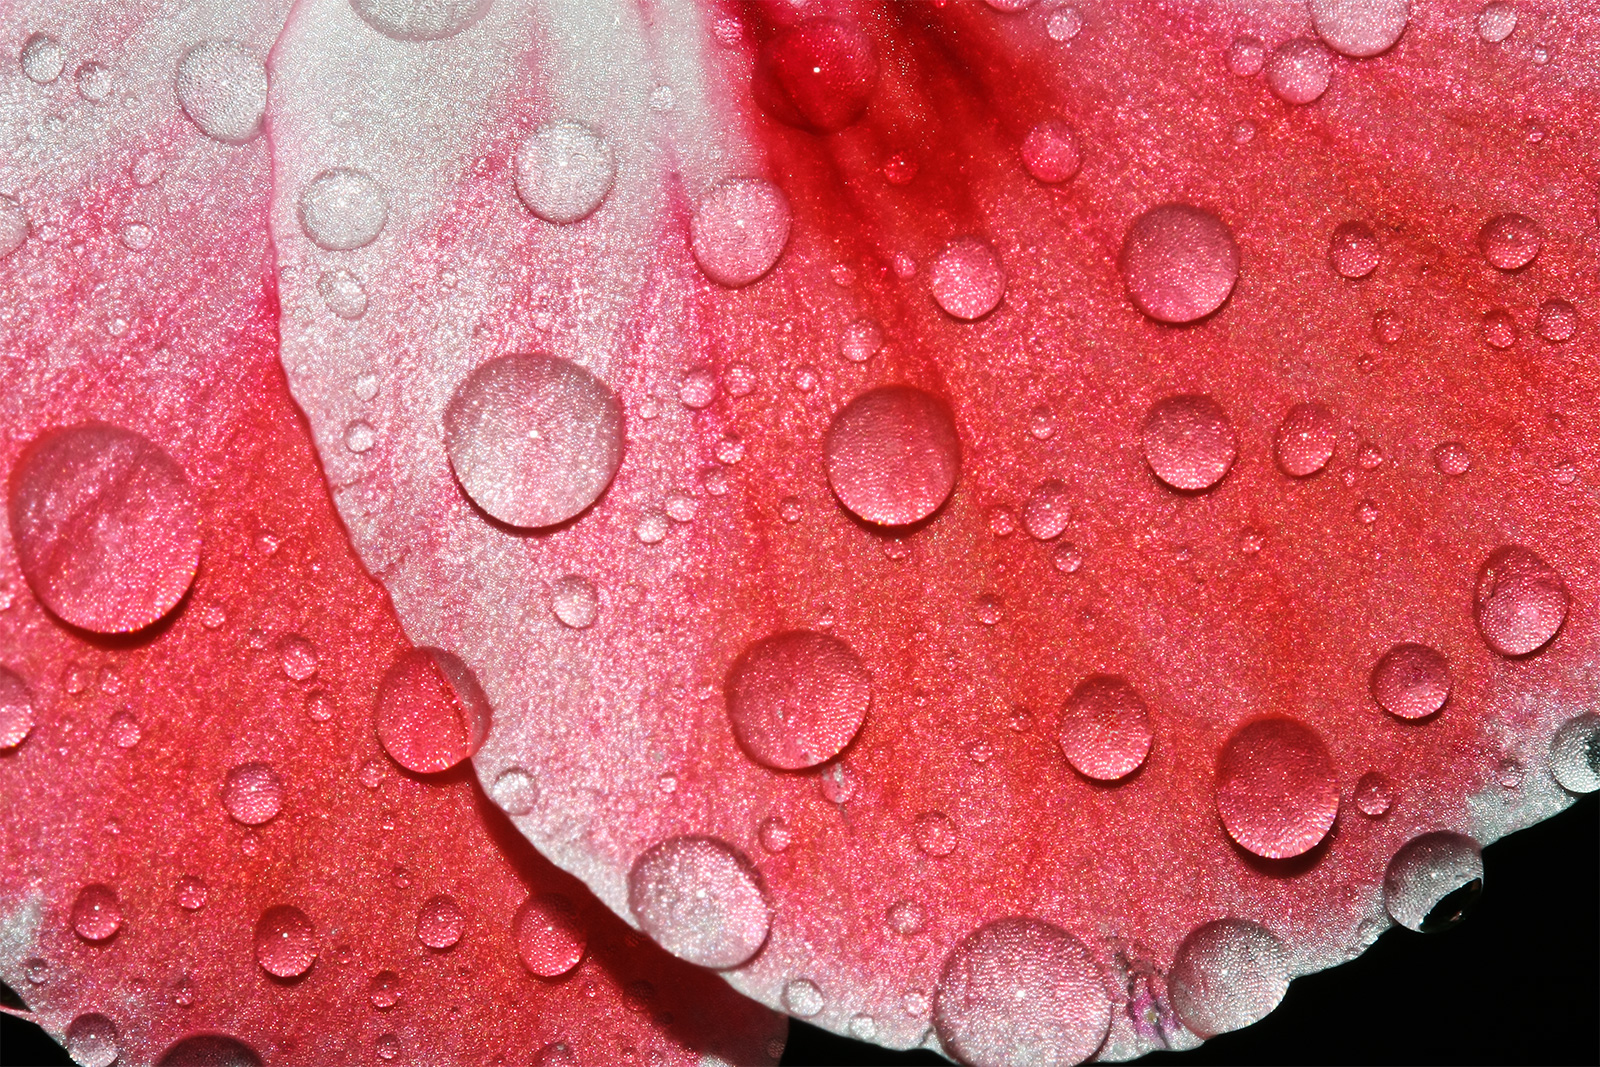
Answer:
66;1013;118;1067
0;195;27;258
929;238;1006;321
21;33;64;83
175;40;267;144
1168;919;1288;1037
254;904;317;978
1057;675;1153;781
1474;545;1568;657
156;1034;262;1067
514;121;615;225
726;629;870;771
0;666;36;749
783;978;825;1017
626;836;770;969
1273;402;1337;477
690;178;790;288
1265;39;1332;104
1478;212;1540;270
825;386;961;526
221;762;283;825
444;353;625;529
71;883;123;941
1478;2;1517;43
1311;0;1410;57
349;0;489;40
298;168;387;251
8;424;201;633
1383;831;1483;932
1370;643;1450;720
1329;221;1379;279
752;18;878;133
1215;717;1338;859
1141;394;1236;492
1021;120;1081;183
374;647;492;774
1120;203;1238;324
318;269;368;320
933;917;1111;1067
515;893;587;977
416;894;464;950
1549;713;1600;793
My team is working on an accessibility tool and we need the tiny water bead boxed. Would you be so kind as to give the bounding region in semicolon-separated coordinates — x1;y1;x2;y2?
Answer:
626;836;771;969
1120;203;1239;324
758;816;792;853
1020;119;1081;183
515;893;587;977
343;421;376;453
824;385;962;526
1536;298;1576;342
8;423;201;633
350;0;489;40
1046;5;1084;41
175;40;268;144
1311;0;1410;57
1329;220;1379;279
0;666;35;748
1141;394;1237;492
1053;543;1084;573
1265;38;1332;105
21;32;64;83
0;195;27;258
176;876;208;911
883;152;918;184
77;62;114;102
514;121;615;225
726;629;871;771
782;978;825;1018
752;17;879;133
1473;545;1568;657
443;353;626;529
1225;34;1266;76
369;970;401;1010
1432;441;1471;476
1215;717;1339;859
550;573;599;629
1370;643;1451;720
317;269;368;320
374;647;492;773
1274;401;1337;477
1549;713;1600;793
1353;771;1394;816
1168;919;1289;1038
886;900;926;936
680;368;718;409
254;904;317;978
221;762;283;825
298;168;387;251
840;318;883;363
933;917;1111;1067
1478;212;1541;270
913;811;957;856
66;1013;118;1067
1383;831;1483;932
491;766;539;815
72;883;124;941
108;710;141;749
1482;308;1517;349
929;237;1006;321
1057;675;1153;781
1478;1;1517;42
278;635;318;682
690;178;791;288
1022;479;1072;540
120;222;154;251
416;894;464;950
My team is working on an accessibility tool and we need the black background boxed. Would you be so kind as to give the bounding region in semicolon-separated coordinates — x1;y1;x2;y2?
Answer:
3;795;1595;1066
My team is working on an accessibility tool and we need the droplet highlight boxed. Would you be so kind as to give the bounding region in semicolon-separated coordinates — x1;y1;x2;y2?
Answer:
1474;545;1568;657
175;40;267;144
1169;919;1288;1037
1383;831;1483;932
690;178;791;288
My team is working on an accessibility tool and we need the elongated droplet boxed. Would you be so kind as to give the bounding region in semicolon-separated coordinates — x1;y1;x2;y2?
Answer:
1310;0;1410;57
374;648;492;774
1169;919;1288;1037
350;0;490;40
1120;204;1238;323
156;1034;262;1066
1215;717;1338;859
627;836;770;969
825;386;961;526
727;630;871;770
516;893;587;977
1549;713;1600;794
0;666;36;749
1383;832;1483;932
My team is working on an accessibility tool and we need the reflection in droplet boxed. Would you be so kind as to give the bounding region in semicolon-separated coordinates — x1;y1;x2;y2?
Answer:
72;883;123;941
690;179;791;288
1142;394;1237;492
254;904;317;978
1215;717;1338;859
1120;204;1238;323
1549;713;1600;794
66;1013;119;1067
1169;919;1288;1037
1370;643;1451;720
374;648;492;774
1474;545;1568;657
627;836;770;969
726;630;871;770
1057;675;1153;781
1383;831;1483;932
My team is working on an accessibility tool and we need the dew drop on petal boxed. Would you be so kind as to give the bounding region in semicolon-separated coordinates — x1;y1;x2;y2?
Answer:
1021;120;1081;183
1225;34;1266;75
782;978;825;1018
0;195;27;258
758;816;792;853
298;168;387;251
1549;713;1600;794
634;508;669;544
1273;402;1337;477
1474;545;1568;657
1022;480;1072;541
76;62;114;103
254;904;317;978
108;710;141;749
886;900;926;935
825;386;961;526
71;883;123;942
933;917;1111;1067
1120;204;1238;323
1478;212;1540;270
929;238;1006;321
349;0;489;40
175;40;267;144
278;635;318;682
221;762;283;826
1354;771;1394;816
1370;643;1451;720
374;648;492;774
840;318;883;363
1329;221;1379;279
1215;717;1338;859
1481;307;1517;349
8;423;201;633
1432;441;1471;476
1535;298;1575;342
549;574;599;629
1142;394;1236;492
1310;0;1410;57
626;836;771;969
444;353;626;529
1057;675;1153;781
514;121;616;225
343;421;376;454
21;33;64;84
490;766;539;815
1383;831;1483;932
1264;38;1332;105
1477;1;1517;43
752;17;879;133
156;1034;262;1066
317;269;368;320
0;667;36;749
176;876;208;911
66;1013;118;1067
369;970;401;1010
416;894;464;950
680;368;718;409
726;630;870;771
913;811;958;857
1169;919;1288;1037
515;893;587;977
690;178;790;288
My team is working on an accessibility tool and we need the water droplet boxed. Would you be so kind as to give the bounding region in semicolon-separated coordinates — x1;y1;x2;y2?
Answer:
350;0;489;40
131;152;167;187
339;419;376;455
1264;38;1332;104
986;505;1016;538
1215;717;1338;859
368;970;401;1010
444;353;625;528
1477;2;1517;43
752;17;879;133
825;385;961;526
1120;204;1238;323
514;121;615;225
792;366;820;393
1329;221;1379;279
1225;34;1266;75
66;1013;118;1067
0;195;27;259
886;900;926;935
0;667;36;749
490;766;538;815
533;1043;575;1067
1354;771;1393;816
726;630;870;771
758;815;792;852
1431;441;1470;477
24;957;47;985
849;1013;879;1041
934;917;1111;1067
375;647;492;774
1142;394;1236;492
1028;404;1057;440
1474;545;1568;657
1046;5;1083;41
8;424;201;633
1021;120;1081;183
972;594;1003;626
1549;713;1600;793
353;373;380;401
76;62;114;102
1370;643;1450;720
176;876;208;911
634;508;669;544
358;757;385;789
120;222;154;251
839;318;884;363
278;635;318;683
1311;0;1409;57
1535;298;1576;342
72;883;123;941
1021;480;1072;540
627;836;771;969
883;152;918;185
1057;675;1153;781
777;496;804;524
106;709;141;749
714;433;746;465
375;1033;400;1061
548;573;599;630
929;237;1005;321
515;892;587;977
783;978;825;1018
1383;831;1483;932
1354;498;1379;525
298;168;387;251
21;33;64;83
1052;543;1084;574
175;40;267;144
416;894;464;950
1269;401;1337;478
254;904;316;977
690;178;790;288
1168;919;1288;1037
725;363;756;397
1479;212;1540;270
318;269;368;320
913;811;957;856
678;368;718;410
156;1034;262;1067
221;762;283;826
1373;308;1403;344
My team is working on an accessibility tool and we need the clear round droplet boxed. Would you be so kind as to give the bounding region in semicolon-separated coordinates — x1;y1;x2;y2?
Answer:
1225;34;1266;75
988;505;1017;537
912;811;957;856
444;353;625;528
933;917;1112;1067
221;762;283;826
680;368;718;409
318;269;368;320
343;420;376;454
72;883;123;941
120;222;154;251
1477;2;1517;43
550;574;599;629
1169;919;1288;1037
1549;713;1600;793
1028;404;1057;440
1383;831;1483;932
1058;675;1153;781
175;40;267;144
1120;203;1239;323
66;1013;118;1067
516;893;587;977
108;710;141;749
1329;221;1379;279
783;978;825;1018
635;508;669;544
1053;543;1084;574
1535;298;1576;342
279;635;318;682
254;904;317;978
690;178;791;288
626;836;771;969
514;121;615;225
8;423;201;633
973;594;1002;626
1021;120;1081;183
1022;480;1072;540
0;667;36;749
416;894;464;950
298;168;387;252
76;62;114;103
1371;643;1450;720
368;970;401;1010
21;33;65;84
886;900;926;935
374;647;492;774
1215;717;1339;859
1265;38;1332;104
726;630;870;771
840;318;884;363
1474;545;1568;657
176;876;208;911
349;0;489;40
758;815;792;853
825;386;961;526
1478;212;1540;271
1311;0;1410;57
1432;441;1471;476
491;766;539;815
725;363;756;397
929;237;1006;321
1142;394;1237;492
1354;771;1393;816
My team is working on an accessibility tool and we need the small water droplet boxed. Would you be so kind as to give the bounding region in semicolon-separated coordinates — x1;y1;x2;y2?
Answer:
1432;441;1471;476
1311;0;1410;57
783;978;825;1018
1027;404;1057;441
690;178;790;288
1354;771;1394;816
120;222;154;251
714;434;746;465
0;668;37;749
76;61;114;102
339;419;377;455
849;1013;878;1041
1020;480;1072;541
1121;204;1239;323
375;648;492;774
1371;643;1450;719
725;363;756;397
778;496;804;523
727;629;870;770
107;709;141;749
1142;394;1237;491
1264;38;1332;104
376;1033;400;1061
358;757;385;790
549;573;599;629
318;269;368;320
24;957;47;985
1215;717;1338;858
489;767;539;816
1373;308;1404;344
1058;676;1153;781
1354;498;1379;525
1474;545;1568;657
1479;213;1541;270
353;373;380;401
1329;221;1379;279
634;508;669;544
71;883;123;941
278;635;318;682
1549;713;1600;793
368;970;401;1010
1483;308;1517;347
1225;34;1266;75
1052;543;1084;573
626;836;771;968
839;318;884;363
913;811;957;856
171;974;196;1008
1169;919;1288;1037
819;761;858;803
66;1013;118;1067
1383;831;1483;932
175;40;268;144
1535;298;1576;342
176;875;208;911
21;33;64;84
929;237;1006;320
298;168;387;251
533;1043;576;1067
1021;120;1081;183
679;368;718;410
221;762;283;825
792;366;820;393
752;17;879;133
886;900;926;935
758;815;792;853
516;893;587;977
1046;5;1083;41
514;121;615;225
416;894;464;950
1477;1;1517;42
825;386;961;526
131;152;166;186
